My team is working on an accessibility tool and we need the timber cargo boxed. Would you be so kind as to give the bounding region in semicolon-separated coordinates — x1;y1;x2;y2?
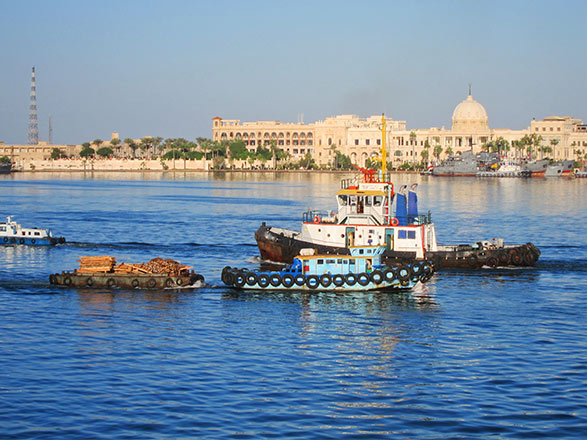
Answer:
50;256;204;289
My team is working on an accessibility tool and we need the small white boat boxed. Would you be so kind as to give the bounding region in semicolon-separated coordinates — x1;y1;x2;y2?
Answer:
222;245;435;292
0;216;66;246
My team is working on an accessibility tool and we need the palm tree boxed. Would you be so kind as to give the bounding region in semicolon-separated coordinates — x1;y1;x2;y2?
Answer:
92;139;103;150
434;144;443;162
110;138;121;157
549;138;559;159
124;138;137;158
151;137;163;157
409;131;417;164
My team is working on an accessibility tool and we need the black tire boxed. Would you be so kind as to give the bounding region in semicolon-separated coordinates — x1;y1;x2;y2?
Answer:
498;251;510;265
370;270;384;284
357;273;370;286
49;274;56;284
400;279;410;287
64;276;72;286
269;273;282;287
10;238;16;244
107;278;116;288
511;249;522;265
294;274;305;286
2;238;7;243
345;273;357;286
31;239;36;244
467;255;478;268
234;272;246;287
411;262;423;275
257;274;270;288
319;274;332;288
19;238;25;244
176;278;184;286
306;275;319;289
246;272;258;286
332;274;345;287
523;252;535;266
147;278;157;288
86;278;94;287
397;265;411;282
384;268;396;282
165;278;175;288
222;271;234;286
486;257;498;268
282;274;294;288
131;279;140;288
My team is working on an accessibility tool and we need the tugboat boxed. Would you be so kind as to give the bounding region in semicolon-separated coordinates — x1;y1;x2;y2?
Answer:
255;116;540;269
50;256;204;289
222;245;434;291
1;216;66;246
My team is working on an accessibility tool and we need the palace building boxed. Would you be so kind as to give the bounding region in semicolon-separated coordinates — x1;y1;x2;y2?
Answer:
212;92;587;167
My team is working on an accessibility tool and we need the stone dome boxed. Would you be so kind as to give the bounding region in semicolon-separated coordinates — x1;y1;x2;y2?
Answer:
451;93;489;132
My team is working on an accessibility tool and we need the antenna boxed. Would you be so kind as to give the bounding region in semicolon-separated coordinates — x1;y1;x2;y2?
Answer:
468;83;472;96
49;116;53;145
28;67;39;145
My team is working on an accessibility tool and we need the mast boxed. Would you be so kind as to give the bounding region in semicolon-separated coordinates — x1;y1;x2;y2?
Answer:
380;113;387;176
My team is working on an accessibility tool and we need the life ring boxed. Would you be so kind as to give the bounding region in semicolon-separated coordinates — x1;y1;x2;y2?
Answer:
246;272;258;286
332;274;345;287
234;272;246;287
390;218;399;226
313;215;321;224
257;274;270;288
397;265;411;282
147;278;157;288
269;274;282;287
131;279;140;288
357;273;370;286
107;278;116;288
319;274;332;288
63;276;72;286
305;275;319;289
294;274;306;286
370;270;384;284
281;274;295;288
345;273;357;286
384;268;396;282
86;277;94;287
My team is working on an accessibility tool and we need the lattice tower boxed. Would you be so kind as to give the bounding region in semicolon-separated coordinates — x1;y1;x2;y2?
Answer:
28;67;39;144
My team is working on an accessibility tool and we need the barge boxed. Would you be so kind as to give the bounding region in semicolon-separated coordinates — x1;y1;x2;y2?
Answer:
50;256;204;289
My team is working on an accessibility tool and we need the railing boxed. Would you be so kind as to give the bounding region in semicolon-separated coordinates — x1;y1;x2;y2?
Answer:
303;210;337;224
392;212;432;225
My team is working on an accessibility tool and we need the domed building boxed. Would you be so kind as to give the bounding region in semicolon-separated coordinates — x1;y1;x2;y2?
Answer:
451;92;489;132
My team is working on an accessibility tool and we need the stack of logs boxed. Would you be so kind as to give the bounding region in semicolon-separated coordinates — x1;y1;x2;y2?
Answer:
77;256;192;276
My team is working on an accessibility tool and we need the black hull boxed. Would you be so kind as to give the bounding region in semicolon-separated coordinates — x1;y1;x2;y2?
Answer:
49;271;204;289
255;223;540;269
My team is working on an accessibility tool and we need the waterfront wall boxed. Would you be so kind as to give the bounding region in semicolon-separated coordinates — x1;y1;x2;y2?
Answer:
19;157;280;172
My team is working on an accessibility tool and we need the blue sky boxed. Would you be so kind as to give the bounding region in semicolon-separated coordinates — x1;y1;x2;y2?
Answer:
1;0;585;145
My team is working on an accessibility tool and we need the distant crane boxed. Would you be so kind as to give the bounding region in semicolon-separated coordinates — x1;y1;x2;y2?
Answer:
28;67;39;145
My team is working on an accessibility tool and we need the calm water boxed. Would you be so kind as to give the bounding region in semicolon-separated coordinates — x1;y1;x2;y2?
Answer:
1;171;585;439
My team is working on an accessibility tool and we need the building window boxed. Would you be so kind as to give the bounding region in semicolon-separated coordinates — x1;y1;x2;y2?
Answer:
355;139;359;145
366;139;370;146
377;139;381;145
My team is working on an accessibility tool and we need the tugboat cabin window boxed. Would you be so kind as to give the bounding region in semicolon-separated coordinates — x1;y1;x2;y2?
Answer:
398;230;417;240
338;195;348;206
349;259;355;265
34;232;40;236
0;226;5;232
374;196;383;206
326;259;335;264
317;259;324;264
